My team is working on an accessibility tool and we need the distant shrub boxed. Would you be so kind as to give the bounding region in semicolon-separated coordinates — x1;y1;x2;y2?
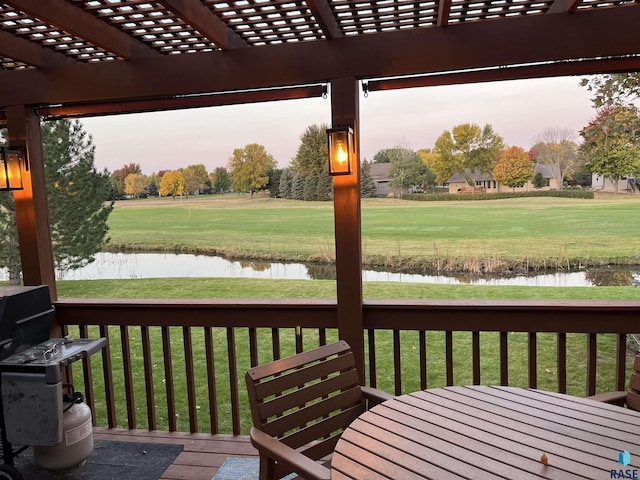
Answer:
402;190;594;201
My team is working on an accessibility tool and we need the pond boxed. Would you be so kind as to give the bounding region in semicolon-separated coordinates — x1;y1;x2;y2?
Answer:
49;252;640;287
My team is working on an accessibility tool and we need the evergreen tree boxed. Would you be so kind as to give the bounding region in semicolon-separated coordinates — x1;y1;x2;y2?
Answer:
147;180;159;197
292;173;305;200
531;171;546;189
279;168;293;198
316;171;333;201
303;174;319;201
290;124;329;177
43;120;113;274
266;167;283;198
360;159;377;198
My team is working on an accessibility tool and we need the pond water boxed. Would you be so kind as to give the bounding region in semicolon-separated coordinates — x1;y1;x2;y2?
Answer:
50;252;640;287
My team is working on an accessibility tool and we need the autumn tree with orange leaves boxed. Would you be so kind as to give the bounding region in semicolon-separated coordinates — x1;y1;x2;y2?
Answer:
493;146;534;191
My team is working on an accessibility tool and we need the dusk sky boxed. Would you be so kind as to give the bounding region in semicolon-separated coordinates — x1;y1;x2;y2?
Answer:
82;76;596;175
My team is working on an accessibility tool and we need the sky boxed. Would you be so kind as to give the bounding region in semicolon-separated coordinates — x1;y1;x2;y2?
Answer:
81;76;596;175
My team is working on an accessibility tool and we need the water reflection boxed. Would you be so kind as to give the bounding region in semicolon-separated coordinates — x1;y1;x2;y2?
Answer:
46;252;640;287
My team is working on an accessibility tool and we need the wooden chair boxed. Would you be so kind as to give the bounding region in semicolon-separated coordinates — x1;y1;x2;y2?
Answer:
588;354;640;411
245;340;393;480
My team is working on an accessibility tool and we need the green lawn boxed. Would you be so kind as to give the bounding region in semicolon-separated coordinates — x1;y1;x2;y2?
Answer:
106;194;640;270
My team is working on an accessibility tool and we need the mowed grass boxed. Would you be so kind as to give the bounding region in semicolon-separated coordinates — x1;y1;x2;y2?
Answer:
106;194;640;265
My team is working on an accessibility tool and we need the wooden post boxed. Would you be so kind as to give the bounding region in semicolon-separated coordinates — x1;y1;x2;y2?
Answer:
330;77;365;383
6;105;57;300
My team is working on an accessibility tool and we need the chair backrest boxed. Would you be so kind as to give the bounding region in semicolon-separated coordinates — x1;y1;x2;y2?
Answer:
245;340;365;463
626;355;640;411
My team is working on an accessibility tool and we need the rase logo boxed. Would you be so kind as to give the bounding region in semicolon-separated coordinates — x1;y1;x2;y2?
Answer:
611;451;639;479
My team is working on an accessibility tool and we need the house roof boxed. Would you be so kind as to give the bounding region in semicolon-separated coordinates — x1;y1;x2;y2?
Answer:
1;1;640;115
369;162;392;181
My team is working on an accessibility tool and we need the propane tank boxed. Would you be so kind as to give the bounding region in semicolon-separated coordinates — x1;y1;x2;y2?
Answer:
33;397;93;472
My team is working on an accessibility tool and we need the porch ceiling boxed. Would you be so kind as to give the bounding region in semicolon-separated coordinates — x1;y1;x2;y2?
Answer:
0;0;639;111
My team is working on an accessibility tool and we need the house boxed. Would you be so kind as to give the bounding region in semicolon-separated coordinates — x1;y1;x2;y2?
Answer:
592;174;639;193
448;164;558;194
369;162;401;197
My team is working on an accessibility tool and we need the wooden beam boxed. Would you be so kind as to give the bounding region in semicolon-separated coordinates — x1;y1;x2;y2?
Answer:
5;105;57;300
5;0;159;59
331;77;364;384
0;29;76;68
366;56;640;92
547;0;582;14
156;0;248;49
36;85;325;119
437;0;452;26
306;0;343;39
1;6;640;106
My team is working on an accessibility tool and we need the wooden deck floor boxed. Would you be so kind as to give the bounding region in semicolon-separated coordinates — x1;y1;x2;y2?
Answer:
93;427;258;480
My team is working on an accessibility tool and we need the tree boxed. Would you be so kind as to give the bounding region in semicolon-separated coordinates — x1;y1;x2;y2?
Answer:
418;148;450;185
531;172;546;189
291;172;305;200
493;146;534;191
579;104;640;194
10;120;114;280
159;170;186;198
316;171;333;201
389;147;436;195
266;167;282;198
124;172;149;198
580;73;640;108
181;164;209;196
360;160;377;198
434;123;504;191
228;143;276;197
303;174;319;201
110;163;141;199
278;168;294;199
531;128;581;190
210;166;232;195
372;149;393;164
290;124;329;177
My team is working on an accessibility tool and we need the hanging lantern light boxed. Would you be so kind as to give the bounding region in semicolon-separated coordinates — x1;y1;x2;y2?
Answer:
0;147;25;191
327;127;354;176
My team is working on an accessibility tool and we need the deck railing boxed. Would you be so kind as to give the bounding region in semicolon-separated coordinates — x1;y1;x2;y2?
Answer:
54;298;639;435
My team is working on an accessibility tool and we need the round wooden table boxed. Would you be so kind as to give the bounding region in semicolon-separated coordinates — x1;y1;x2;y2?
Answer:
331;385;640;479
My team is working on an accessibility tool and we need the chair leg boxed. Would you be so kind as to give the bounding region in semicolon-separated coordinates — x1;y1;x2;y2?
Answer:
259;455;275;480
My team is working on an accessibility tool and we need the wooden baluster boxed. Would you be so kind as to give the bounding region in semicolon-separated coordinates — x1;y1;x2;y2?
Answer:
162;326;177;432
500;331;508;386
141;326;156;430
99;325;116;428
528;332;537;389
368;329;377;388
393;330;401;395
183;326;198;433
420;330;427;390
446;331;453;386
204;326;219;434
227;327;241;435
120;326;136;429
557;332;567;394
587;333;597;396
472;331;480;385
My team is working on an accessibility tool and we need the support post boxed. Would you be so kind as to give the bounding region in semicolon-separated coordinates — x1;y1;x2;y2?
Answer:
330;77;364;383
6;105;57;300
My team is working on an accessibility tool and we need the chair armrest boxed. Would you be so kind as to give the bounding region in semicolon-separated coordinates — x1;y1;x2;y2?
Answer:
361;386;394;407
586;391;627;406
249;427;331;480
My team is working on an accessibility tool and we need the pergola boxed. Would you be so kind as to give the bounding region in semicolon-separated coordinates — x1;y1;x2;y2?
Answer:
1;0;640;382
